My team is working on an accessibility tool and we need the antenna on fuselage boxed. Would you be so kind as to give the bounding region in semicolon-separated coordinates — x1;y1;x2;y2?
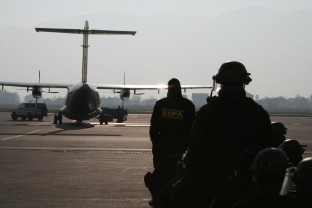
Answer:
35;20;136;84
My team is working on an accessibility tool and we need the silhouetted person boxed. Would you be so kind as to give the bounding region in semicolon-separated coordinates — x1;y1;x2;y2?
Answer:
53;114;58;124
58;112;62;124
279;139;305;166
210;146;261;208
233;148;296;208
271;122;287;147
293;157;312;207
186;61;273;207
145;78;196;208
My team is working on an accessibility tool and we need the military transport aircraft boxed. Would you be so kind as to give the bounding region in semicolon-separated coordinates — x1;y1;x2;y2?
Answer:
0;21;211;123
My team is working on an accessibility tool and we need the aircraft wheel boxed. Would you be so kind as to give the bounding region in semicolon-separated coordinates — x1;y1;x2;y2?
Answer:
27;113;33;121
117;117;123;123
11;114;18;120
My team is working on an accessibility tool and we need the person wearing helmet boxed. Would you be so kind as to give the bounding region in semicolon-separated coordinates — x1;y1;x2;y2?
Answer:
279;139;305;166
272;122;287;135
210;146;261;208
186;61;273;206
146;78;196;208
294;157;312;207
252;148;290;182
233;148;297;208
271;121;287;147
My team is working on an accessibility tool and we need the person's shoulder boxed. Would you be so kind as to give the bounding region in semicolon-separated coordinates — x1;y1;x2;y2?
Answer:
197;96;220;110
197;97;219;113
156;97;168;104
243;97;262;105
244;97;268;111
244;97;257;103
207;95;220;104
181;97;195;106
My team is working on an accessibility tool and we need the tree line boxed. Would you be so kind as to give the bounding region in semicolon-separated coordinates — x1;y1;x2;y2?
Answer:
1;90;312;113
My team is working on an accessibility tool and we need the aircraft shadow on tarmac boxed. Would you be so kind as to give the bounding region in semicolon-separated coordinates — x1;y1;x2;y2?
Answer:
2;122;122;137
43;130;122;137
50;123;122;136
55;122;95;129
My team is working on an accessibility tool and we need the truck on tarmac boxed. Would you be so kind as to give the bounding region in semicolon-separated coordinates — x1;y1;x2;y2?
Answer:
99;107;128;125
11;102;48;121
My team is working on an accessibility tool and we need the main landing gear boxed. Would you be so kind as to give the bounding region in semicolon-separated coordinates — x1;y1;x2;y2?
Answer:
53;112;63;124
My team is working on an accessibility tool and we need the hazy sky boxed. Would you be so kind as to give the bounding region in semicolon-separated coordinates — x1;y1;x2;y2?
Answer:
2;0;312;26
1;0;312;100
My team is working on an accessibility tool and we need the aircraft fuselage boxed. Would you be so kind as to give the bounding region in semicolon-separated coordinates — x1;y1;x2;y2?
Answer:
60;83;101;121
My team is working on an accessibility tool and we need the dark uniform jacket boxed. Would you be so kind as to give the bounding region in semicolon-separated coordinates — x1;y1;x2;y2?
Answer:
182;88;273;208
232;183;299;208
271;131;286;147
150;93;195;163
188;87;272;172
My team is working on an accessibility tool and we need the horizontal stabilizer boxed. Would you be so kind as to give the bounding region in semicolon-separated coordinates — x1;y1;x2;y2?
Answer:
35;28;136;35
89;30;136;35
35;28;83;34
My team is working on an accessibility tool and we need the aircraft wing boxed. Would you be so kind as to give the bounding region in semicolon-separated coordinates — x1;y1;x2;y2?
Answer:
96;84;212;91
0;81;71;90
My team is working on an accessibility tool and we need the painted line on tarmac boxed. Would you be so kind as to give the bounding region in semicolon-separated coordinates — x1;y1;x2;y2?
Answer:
1;130;41;141
0;146;152;154
89;122;150;127
0;146;310;155
114;124;150;127
0;147;152;152
111;123;150;127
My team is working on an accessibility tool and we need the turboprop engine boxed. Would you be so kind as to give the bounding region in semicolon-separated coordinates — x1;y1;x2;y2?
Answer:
119;89;130;100
31;86;42;98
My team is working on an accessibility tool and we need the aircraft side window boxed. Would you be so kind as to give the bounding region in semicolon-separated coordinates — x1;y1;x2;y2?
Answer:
19;104;25;109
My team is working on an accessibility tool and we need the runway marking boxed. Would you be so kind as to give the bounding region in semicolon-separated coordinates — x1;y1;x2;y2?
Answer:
111;123;150;127
114;124;150;127
1;130;41;141
0;147;152;152
291;124;301;126
89;122;150;127
122;167;152;172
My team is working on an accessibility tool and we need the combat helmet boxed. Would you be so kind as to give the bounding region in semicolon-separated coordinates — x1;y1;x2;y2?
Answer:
252;147;290;182
213;61;252;85
295;157;312;194
271;122;287;135
279;139;305;155
279;139;305;166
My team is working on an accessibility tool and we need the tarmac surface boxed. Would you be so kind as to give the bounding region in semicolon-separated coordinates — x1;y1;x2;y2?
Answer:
0;112;312;208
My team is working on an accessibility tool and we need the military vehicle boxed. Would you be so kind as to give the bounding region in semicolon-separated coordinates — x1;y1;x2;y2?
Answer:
11;103;48;121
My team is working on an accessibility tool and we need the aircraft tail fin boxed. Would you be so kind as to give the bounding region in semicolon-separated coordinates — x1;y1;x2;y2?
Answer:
35;20;136;84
